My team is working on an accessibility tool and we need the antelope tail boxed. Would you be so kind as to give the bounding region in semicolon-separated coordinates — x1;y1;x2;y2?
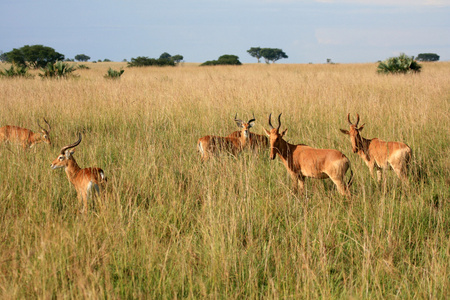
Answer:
347;168;354;189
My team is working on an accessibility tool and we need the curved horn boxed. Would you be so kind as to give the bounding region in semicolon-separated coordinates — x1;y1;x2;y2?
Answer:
268;113;274;129
60;133;82;154
248;112;256;124
347;113;353;125
234;113;243;122
355;114;360;127
277;113;282;131
43;118;51;131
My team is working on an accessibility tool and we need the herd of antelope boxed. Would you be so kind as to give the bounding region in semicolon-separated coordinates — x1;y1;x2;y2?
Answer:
1;113;412;212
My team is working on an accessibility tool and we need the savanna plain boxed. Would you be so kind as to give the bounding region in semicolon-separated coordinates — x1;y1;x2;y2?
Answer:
0;62;449;298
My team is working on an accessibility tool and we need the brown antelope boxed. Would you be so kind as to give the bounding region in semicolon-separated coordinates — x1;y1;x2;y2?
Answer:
340;113;412;183
264;113;353;197
227;113;269;150
197;114;252;161
0;118;51;149
51;133;107;213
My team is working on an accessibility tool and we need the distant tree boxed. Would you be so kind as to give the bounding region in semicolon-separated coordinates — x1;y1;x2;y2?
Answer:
159;52;172;60
260;48;288;64
247;47;262;63
377;53;421;74
416;53;439;62
128;56;175;67
103;59;111;62
0;51;7;62
172;55;183;64
200;54;242;66
75;54;90;62
5;45;64;69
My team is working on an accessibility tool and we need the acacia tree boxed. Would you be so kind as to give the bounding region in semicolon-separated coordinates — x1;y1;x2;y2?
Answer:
260;48;288;64
247;47;262;63
75;54;90;62
416;53;439;62
6;45;64;69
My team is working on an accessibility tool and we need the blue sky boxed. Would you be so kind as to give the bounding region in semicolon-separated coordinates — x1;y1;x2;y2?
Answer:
1;0;449;63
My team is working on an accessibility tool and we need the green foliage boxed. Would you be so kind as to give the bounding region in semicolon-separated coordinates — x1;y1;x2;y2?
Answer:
0;64;34;78
39;61;78;78
260;48;288;64
77;64;90;70
128;56;175;67
75;54;91;62
171;55;183;64
0;51;8;62
377;53;422;74
416;53;439;62
200;54;242;66
247;47;262;63
104;67;124;79
5;45;64;69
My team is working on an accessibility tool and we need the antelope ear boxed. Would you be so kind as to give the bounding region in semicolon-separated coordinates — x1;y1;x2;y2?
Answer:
358;124;365;131
248;121;255;128
340;129;349;135
65;149;75;158
263;128;271;137
281;128;288;137
235;120;243;128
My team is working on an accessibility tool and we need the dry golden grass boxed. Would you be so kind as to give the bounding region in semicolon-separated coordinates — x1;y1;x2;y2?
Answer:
0;61;449;298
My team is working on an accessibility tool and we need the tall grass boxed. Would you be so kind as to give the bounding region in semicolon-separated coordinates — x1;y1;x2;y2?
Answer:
0;62;449;298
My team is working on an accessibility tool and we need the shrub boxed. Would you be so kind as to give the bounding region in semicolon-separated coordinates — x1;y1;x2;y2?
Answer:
377;53;422;74
128;56;175;67
104;68;124;79
39;61;78;78
0;64;34;78
200;54;242;66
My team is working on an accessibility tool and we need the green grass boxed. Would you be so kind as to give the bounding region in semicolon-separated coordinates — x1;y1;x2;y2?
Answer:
0;62;449;298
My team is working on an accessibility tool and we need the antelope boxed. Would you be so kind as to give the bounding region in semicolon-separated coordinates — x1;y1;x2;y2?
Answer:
340;113;412;183
197;114;252;161
264;113;353;197
0;118;51;149
51;133;107;213
227;113;269;150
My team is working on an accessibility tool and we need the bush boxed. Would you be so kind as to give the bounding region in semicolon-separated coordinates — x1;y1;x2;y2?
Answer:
377;53;422;74
200;54;242;66
39;61;78;78
0;64;34;78
127;56;175;67
104;68;124;79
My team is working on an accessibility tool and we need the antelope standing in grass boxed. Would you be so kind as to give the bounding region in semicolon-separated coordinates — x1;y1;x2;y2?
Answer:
340;113;412;183
227;113;269;150
51;133;107;213
197;114;253;160
264;113;353;197
0;118;51;149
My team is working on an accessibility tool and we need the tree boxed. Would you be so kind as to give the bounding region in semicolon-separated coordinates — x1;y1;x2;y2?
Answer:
172;55;183;64
260;48;288;64
247;47;262;63
75;54;90;62
200;55;242;66
0;51;7;62
416;53;439;62
377;53;421;74
5;45;64;69
159;52;172;60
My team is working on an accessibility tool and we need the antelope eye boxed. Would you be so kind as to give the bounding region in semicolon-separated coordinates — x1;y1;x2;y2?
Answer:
59;156;64;160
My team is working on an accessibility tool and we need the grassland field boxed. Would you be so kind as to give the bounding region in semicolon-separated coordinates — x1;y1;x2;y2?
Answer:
0;61;449;298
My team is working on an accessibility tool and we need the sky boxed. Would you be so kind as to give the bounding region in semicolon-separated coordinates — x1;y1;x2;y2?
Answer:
1;0;449;64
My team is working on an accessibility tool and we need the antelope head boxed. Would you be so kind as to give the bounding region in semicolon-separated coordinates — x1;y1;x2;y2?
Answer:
234;113;256;138
264;113;288;160
51;133;82;169
38;118;52;145
340;113;365;153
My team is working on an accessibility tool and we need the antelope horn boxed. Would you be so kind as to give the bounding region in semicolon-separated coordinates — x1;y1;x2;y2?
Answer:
277;113;282;131
234;113;243;123
43;118;51;131
355;114;360;127
347;113;353;125
248;112;256;124
60;133;82;154
268;113;274;129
